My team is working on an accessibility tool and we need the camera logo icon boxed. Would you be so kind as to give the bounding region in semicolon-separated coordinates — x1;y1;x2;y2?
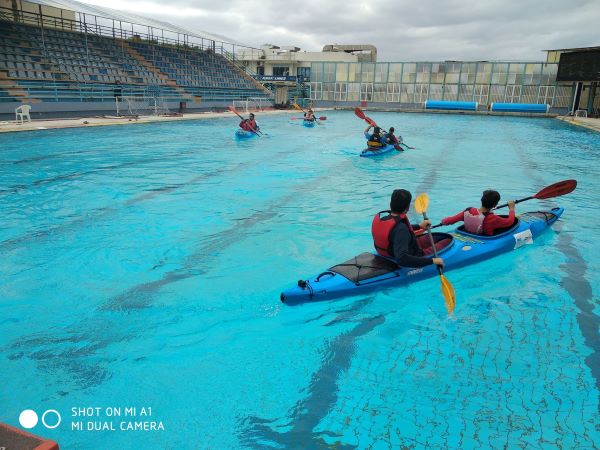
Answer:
19;409;61;429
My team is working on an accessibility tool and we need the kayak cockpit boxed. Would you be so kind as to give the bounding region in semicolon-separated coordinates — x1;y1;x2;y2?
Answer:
455;217;520;239
454;209;561;239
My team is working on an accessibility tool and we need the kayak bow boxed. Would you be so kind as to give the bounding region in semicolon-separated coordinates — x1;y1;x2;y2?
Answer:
235;129;258;139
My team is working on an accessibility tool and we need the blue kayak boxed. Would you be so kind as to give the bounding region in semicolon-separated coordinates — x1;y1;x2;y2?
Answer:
235;129;258;139
360;143;402;157
303;120;316;128
280;208;564;305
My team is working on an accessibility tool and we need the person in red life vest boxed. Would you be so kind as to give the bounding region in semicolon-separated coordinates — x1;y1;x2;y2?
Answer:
440;190;516;235
239;113;259;133
371;189;445;269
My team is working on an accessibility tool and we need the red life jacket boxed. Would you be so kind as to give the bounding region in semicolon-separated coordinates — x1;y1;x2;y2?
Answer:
371;211;415;256
240;119;257;132
463;208;487;234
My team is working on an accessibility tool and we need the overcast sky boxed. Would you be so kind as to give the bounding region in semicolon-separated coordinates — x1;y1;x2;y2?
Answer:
78;0;598;61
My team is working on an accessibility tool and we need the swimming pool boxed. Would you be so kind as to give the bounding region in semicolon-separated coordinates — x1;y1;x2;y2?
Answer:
1;111;599;448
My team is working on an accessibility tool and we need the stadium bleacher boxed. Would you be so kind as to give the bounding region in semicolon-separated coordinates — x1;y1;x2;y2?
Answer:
0;15;273;114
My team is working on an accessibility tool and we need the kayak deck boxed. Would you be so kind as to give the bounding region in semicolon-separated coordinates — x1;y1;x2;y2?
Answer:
235;129;257;139
360;143;403;157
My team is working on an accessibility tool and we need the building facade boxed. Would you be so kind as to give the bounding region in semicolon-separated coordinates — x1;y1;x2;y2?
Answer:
235;45;376;105
309;61;574;112
549;46;600;116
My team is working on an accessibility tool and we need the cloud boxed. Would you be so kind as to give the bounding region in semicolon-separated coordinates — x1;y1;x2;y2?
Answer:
78;0;599;60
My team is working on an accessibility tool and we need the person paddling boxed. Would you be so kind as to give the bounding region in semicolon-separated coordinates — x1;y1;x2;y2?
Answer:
372;189;445;269
440;190;516;235
239;113;259;133
385;127;402;146
364;124;386;148
303;108;316;122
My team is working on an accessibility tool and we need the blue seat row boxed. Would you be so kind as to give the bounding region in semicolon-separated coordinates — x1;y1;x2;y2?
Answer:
0;19;272;103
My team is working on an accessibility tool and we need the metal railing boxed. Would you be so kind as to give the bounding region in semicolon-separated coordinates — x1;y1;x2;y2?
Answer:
221;49;274;98
0;80;272;103
0;6;254;57
1;9;275;104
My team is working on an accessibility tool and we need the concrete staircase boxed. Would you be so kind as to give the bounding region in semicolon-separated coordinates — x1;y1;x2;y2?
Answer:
122;42;192;100
0;72;40;103
221;50;274;98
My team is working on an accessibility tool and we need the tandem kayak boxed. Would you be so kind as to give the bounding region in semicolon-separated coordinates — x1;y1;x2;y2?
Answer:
235;129;258;139
360;143;403;157
280;207;564;305
303;120;316;128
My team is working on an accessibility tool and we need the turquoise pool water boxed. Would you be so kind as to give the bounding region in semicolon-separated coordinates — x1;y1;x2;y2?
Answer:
1;111;599;449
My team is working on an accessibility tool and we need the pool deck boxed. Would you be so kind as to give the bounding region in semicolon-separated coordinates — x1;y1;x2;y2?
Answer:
556;115;600;133
1;109;598;134
0;109;305;134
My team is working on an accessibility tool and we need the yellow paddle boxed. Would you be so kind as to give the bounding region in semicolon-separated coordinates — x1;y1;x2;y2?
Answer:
414;193;456;314
292;103;322;124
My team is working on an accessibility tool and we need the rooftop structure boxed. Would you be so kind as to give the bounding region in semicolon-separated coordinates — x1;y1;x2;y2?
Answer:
235;43;377;105
321;44;377;62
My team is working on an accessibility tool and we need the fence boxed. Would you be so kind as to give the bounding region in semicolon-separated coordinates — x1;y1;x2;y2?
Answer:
309;61;574;109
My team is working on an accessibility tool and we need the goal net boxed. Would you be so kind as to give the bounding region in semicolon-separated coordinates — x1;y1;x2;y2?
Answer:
232;97;270;113
116;96;170;116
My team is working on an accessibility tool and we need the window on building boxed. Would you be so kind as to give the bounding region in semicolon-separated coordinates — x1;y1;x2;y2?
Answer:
348;83;360;101
310;82;322;100
505;85;521;103
360;83;373;101
273;66;289;77
297;67;311;81
386;83;401;102
415;84;429;103
334;82;347;101
474;84;489;105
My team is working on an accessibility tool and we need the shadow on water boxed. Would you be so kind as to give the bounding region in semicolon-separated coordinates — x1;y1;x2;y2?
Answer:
3;155;354;389
0;148;201;196
508;126;599;412
238;311;384;450
557;231;600;412
0;155;276;251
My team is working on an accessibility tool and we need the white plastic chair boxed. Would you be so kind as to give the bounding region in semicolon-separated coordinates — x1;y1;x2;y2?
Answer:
15;104;32;124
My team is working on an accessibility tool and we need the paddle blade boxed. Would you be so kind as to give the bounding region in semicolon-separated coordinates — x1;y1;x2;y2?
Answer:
228;105;243;119
318;116;327;120
534;179;577;200
366;117;377;127
354;107;366;120
440;275;456;314
292;103;303;112
414;193;430;215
